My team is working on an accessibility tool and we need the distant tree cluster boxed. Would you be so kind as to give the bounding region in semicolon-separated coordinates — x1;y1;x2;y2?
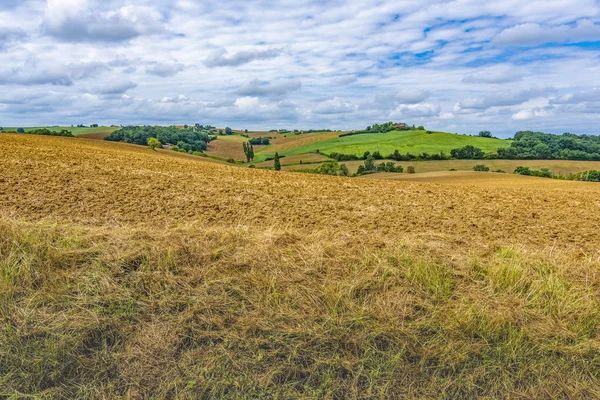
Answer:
328;149;450;162
513;166;554;178
249;137;271;145
11;128;74;137
498;131;600;160
356;156;404;175
510;166;600;182
106;125;213;152
450;145;485;159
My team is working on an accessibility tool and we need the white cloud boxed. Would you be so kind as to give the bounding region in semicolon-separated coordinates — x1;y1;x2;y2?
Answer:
512;108;551;120
0;0;599;135
235;96;260;110
494;19;600;46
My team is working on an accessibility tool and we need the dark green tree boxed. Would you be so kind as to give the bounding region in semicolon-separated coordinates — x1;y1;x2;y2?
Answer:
242;141;254;162
274;152;281;171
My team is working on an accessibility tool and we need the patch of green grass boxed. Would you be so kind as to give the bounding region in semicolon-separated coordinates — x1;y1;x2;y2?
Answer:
261;130;510;158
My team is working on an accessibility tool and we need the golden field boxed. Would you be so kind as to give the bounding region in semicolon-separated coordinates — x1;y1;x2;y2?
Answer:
1;133;600;398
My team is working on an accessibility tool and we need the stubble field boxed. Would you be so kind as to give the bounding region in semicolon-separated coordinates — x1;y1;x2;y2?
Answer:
2;133;600;398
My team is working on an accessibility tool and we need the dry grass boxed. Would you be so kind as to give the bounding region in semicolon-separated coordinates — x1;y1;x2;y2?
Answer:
2;133;600;398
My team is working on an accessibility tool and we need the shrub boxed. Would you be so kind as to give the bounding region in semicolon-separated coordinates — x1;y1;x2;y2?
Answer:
494;169;506;173
17;128;25;133
473;164;490;172
227;158;236;164
514;166;531;175
248;165;256;168
407;166;416;174
449;168;457;171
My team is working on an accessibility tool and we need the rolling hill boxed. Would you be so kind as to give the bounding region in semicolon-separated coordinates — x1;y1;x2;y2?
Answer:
254;130;510;161
2;133;600;398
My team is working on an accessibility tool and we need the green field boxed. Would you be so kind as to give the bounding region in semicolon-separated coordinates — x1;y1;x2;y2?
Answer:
258;130;510;159
1;126;119;136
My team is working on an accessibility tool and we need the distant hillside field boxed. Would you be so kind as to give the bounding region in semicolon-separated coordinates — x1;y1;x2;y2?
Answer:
362;170;600;190
2;126;119;137
258;130;510;159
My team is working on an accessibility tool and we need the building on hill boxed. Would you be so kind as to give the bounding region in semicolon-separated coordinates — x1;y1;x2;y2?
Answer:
394;123;407;130
162;143;175;150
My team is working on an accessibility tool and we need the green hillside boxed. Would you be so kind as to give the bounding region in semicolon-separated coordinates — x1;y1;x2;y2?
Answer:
1;126;119;136
258;130;510;159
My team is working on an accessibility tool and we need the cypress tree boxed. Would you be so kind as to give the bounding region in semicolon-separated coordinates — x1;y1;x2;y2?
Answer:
274;152;281;171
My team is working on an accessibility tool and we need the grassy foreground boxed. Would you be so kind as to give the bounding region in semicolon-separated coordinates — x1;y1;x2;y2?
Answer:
2;220;600;398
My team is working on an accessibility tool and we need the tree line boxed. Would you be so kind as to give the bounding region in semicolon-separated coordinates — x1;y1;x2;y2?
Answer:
106;126;214;152
2;128;74;137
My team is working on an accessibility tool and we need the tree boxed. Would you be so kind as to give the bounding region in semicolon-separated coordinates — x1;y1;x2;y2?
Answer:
273;152;281;170
363;156;376;172
339;163;349;176
244;129;248;133
17;128;25;133
242;141;254;162
225;127;233;135
478;130;492;138
473;164;490;172
407;166;416;174
147;137;161;151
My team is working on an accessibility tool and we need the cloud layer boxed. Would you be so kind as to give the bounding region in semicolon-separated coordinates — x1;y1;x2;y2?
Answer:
1;0;600;136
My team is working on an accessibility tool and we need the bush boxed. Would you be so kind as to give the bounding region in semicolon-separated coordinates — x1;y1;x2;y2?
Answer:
227;158;236;164
514;166;553;178
147;137;161;151
248;165;256;168
16;128;25;133
473;164;490;172
449;168;457;171
407;166;416;174
494;169;506;173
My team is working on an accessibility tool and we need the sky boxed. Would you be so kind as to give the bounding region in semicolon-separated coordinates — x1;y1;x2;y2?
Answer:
1;0;600;136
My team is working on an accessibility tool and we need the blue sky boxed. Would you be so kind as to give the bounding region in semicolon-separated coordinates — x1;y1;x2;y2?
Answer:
1;0;600;136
